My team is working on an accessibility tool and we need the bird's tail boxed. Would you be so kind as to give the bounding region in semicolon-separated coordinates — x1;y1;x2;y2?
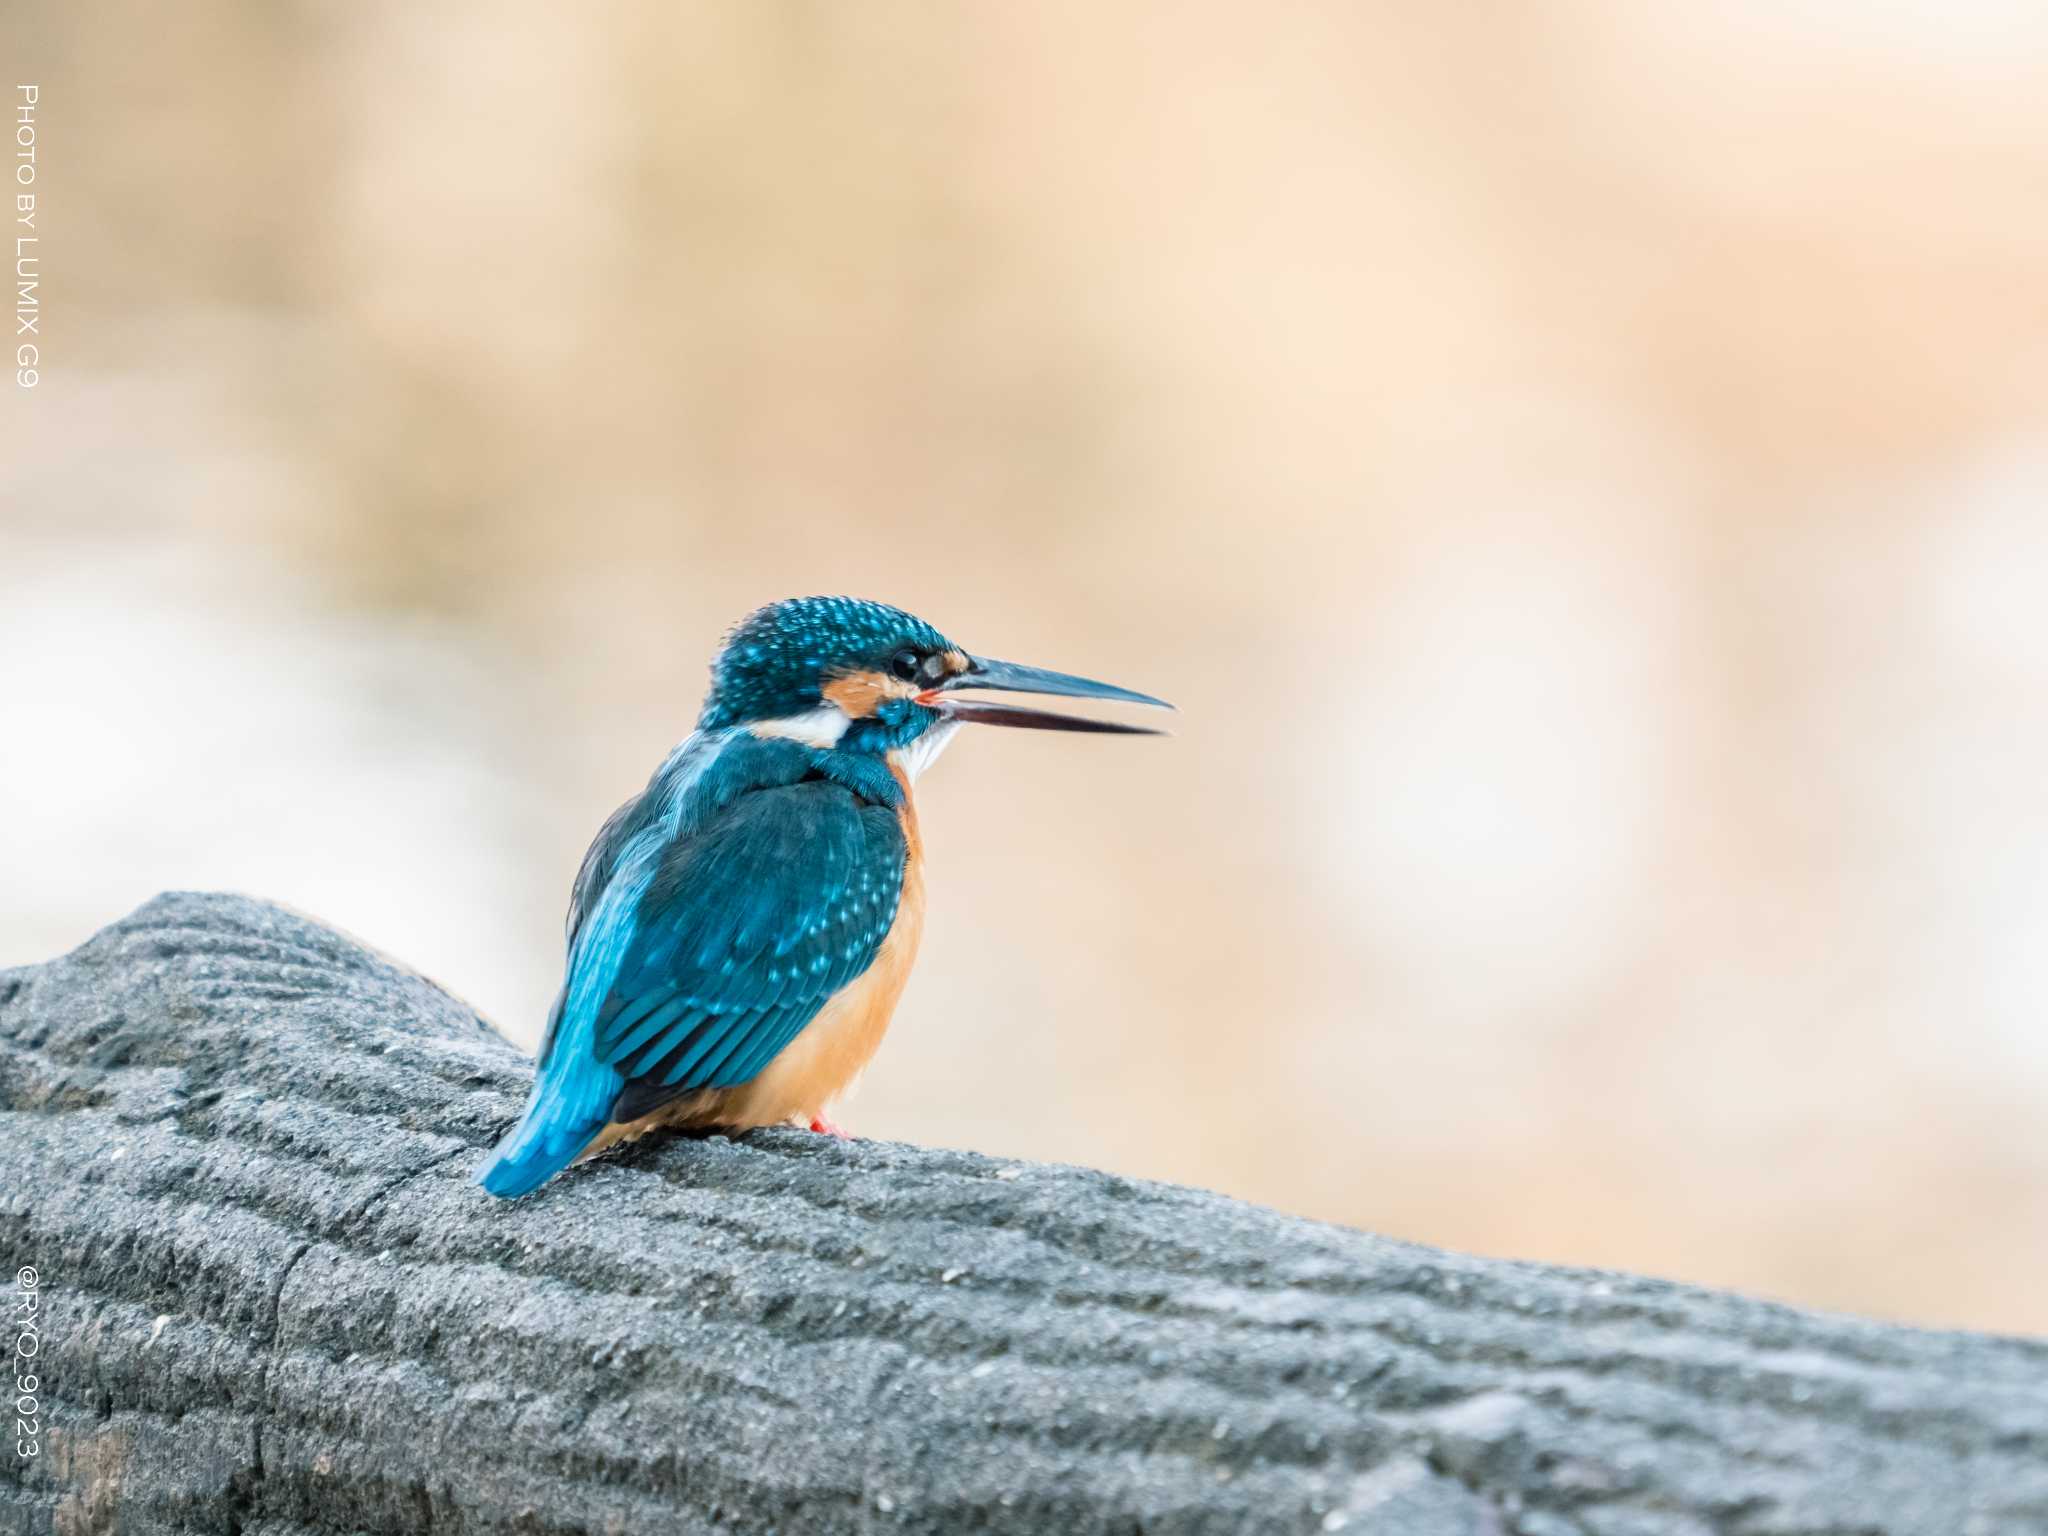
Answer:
476;1046;621;1200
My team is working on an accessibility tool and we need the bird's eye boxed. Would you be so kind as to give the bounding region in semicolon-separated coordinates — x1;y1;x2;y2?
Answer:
889;648;922;682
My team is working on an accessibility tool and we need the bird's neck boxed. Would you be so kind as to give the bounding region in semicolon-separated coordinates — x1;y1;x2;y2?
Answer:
886;718;960;785
743;708;957;788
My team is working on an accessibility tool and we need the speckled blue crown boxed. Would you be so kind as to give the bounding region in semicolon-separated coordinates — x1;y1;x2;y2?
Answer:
698;597;953;730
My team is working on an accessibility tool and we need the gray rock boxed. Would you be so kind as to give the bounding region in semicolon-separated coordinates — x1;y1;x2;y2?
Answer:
1;892;2043;1534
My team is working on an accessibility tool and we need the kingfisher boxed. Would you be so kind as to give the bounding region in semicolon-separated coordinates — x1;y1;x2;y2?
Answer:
478;596;1171;1198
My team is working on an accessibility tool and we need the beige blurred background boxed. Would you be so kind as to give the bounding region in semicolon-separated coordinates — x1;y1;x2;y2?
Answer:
5;2;2048;1335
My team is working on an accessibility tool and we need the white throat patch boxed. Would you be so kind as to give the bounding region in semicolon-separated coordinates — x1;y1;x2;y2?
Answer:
890;719;960;783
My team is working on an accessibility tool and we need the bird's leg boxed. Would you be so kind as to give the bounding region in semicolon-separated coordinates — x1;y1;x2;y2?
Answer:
808;1114;852;1140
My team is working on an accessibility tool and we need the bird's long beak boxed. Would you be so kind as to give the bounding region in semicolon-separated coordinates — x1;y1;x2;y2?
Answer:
923;655;1174;734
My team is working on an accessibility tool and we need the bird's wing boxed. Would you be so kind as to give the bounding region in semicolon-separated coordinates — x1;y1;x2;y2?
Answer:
589;776;908;1120
534;791;652;1070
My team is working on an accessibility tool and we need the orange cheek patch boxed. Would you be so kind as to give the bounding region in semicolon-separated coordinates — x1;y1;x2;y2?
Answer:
822;672;886;718
823;670;919;719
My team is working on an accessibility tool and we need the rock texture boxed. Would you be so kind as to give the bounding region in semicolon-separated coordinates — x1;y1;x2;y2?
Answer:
1;893;2044;1535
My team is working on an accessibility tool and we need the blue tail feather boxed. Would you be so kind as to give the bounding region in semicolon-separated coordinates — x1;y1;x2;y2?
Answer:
481;852;654;1199
476;1050;622;1200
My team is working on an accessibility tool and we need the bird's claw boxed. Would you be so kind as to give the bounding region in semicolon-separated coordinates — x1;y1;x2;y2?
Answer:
808;1115;851;1140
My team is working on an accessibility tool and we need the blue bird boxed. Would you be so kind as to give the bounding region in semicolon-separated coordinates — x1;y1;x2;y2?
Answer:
478;596;1171;1198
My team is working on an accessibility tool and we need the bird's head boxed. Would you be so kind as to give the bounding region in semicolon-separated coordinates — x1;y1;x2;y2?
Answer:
698;596;1170;768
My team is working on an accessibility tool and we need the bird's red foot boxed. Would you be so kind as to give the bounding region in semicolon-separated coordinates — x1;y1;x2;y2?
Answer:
808;1115;851;1139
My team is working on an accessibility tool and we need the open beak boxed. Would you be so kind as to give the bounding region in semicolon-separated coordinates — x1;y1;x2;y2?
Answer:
923;655;1174;734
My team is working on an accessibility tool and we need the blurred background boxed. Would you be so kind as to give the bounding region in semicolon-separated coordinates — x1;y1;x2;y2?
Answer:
5;1;2047;1335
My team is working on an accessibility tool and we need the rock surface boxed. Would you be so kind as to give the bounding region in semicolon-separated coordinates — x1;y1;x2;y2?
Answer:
1;892;2044;1535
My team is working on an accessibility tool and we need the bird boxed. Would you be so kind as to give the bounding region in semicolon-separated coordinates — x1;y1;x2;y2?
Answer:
477;595;1171;1198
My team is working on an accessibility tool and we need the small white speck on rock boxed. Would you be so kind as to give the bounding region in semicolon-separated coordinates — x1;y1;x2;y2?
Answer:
941;1267;966;1283
1322;1512;1350;1532
993;1167;1022;1181
874;1494;895;1513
